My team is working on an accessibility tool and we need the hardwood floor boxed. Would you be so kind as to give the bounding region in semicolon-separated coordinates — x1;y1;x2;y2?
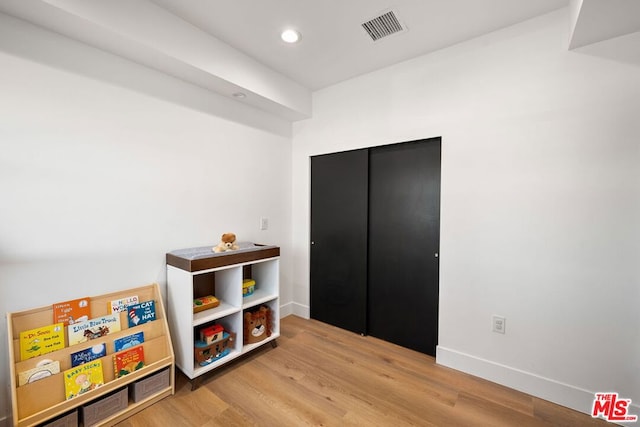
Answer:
118;316;607;426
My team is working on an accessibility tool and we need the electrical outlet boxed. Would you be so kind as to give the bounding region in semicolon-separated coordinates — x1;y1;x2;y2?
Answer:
260;217;269;230
492;315;506;334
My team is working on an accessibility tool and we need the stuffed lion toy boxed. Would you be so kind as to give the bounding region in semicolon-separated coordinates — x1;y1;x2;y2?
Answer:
243;306;272;344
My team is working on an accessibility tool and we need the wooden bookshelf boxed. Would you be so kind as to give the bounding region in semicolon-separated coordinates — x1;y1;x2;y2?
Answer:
7;283;175;427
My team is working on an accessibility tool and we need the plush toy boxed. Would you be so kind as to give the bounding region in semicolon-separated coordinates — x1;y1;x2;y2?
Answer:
243;305;272;344
212;233;239;253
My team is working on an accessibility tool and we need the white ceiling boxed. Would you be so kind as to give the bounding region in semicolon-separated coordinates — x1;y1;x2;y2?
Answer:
569;0;640;49
0;0;638;121
149;0;570;91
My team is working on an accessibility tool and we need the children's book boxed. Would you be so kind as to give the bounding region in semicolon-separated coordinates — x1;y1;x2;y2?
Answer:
70;343;107;367
127;300;156;327
113;345;145;378
19;323;65;360
63;360;104;400
108;295;139;313
18;360;61;386
113;331;144;352
53;297;90;326
67;314;121;346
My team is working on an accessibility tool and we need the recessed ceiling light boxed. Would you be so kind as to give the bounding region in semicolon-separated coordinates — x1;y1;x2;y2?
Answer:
232;92;246;99
281;29;301;44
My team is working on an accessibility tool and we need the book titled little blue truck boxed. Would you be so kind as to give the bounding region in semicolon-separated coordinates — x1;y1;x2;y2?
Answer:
68;314;121;346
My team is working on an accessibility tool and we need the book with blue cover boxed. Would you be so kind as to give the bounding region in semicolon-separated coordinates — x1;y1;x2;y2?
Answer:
127;300;156;327
113;331;144;352
70;343;106;367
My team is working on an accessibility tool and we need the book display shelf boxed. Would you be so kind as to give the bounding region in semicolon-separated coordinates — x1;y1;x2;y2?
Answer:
166;243;279;388
6;284;175;427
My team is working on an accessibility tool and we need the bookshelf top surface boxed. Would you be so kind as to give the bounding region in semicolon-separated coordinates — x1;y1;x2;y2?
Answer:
166;242;279;272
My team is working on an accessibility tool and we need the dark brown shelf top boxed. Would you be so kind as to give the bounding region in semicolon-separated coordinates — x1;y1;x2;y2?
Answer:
166;242;280;272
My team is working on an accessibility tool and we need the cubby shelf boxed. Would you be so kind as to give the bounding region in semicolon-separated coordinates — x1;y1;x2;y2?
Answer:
166;244;280;383
6;283;175;427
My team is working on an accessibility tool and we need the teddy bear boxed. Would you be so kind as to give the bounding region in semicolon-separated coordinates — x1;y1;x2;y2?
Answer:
212;233;240;253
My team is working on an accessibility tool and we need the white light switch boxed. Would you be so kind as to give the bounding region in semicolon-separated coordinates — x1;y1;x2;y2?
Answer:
260;217;269;230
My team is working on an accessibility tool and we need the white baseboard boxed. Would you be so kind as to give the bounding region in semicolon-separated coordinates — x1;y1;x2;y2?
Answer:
279;301;293;317
291;302;309;319
436;345;639;422
280;301;310;318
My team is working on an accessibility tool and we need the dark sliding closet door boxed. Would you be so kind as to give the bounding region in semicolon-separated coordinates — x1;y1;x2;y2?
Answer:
310;149;368;334
368;139;441;355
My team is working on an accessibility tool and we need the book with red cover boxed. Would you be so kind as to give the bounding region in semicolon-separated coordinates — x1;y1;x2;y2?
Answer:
113;345;145;378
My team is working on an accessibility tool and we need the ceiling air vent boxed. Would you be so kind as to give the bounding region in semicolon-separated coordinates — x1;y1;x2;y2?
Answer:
362;10;405;42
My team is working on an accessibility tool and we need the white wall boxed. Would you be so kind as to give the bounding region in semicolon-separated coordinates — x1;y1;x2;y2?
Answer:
292;8;639;416
0;14;292;424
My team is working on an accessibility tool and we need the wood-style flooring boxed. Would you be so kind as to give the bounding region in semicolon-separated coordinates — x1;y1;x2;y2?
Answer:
118;316;607;426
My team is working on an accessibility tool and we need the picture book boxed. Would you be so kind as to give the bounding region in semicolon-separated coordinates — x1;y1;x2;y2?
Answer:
63;360;104;400
113;345;145;378
113;331;144;352
52;297;90;326
127;300;156;327
70;343;107;367
108;295;139;313
18;360;61;386
67;314;121;346
19;323;65;361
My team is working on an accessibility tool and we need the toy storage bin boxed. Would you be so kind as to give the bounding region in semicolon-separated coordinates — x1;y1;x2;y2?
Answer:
81;387;128;426
42;410;78;427
130;367;171;403
243;305;272;345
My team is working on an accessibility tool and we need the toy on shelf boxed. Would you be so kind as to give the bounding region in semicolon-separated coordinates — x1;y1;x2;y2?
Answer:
212;233;240;253
242;279;255;297
194;331;235;366
199;324;224;345
193;295;220;313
